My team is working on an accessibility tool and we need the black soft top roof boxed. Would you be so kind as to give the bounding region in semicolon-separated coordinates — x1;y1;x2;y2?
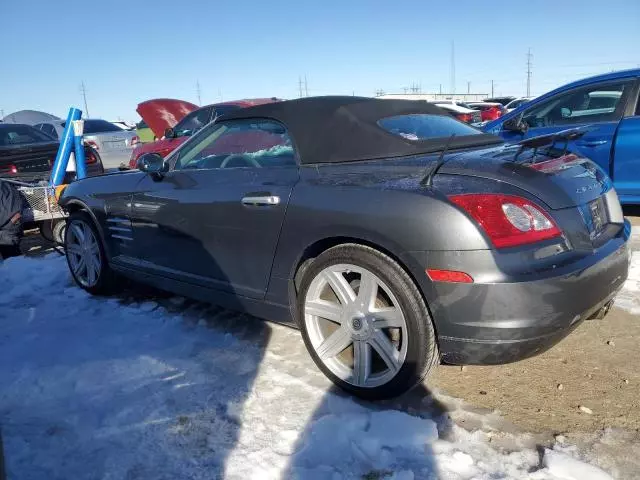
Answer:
218;96;502;164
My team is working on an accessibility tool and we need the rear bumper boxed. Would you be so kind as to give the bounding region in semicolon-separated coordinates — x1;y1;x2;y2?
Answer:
407;221;632;365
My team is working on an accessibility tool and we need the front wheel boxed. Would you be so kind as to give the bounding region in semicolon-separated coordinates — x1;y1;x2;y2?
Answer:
297;244;439;400
64;212;117;295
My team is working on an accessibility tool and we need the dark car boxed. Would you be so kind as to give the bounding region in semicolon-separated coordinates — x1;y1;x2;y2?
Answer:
484;96;516;106
58;97;631;399
0;123;103;182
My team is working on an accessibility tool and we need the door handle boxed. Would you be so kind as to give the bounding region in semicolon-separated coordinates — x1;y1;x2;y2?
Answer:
576;140;608;147
241;195;281;206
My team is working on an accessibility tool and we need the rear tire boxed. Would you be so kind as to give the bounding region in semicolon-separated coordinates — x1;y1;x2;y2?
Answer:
64;211;117;295
40;219;66;244
297;244;439;400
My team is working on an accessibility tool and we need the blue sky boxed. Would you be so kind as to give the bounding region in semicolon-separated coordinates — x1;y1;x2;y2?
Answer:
2;0;639;121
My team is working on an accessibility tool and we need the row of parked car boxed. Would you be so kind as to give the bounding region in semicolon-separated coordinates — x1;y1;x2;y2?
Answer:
1;68;638;205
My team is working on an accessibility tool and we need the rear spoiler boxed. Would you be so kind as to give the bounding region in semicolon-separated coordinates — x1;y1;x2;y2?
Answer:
514;126;597;161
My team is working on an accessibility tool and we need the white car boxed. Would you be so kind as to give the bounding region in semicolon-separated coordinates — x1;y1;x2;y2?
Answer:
110;121;136;131
33;119;139;170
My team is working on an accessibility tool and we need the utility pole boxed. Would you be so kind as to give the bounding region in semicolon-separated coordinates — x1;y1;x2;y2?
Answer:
298;76;303;98
526;48;533;97
491;80;495;98
450;40;456;94
218;88;223;102
304;75;308;97
196;80;202;106
80;81;90;118
439;84;442;95
467;81;470;94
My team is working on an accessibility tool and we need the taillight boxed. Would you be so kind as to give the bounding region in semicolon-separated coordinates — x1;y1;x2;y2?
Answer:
449;194;562;248
457;113;472;123
130;136;140;147
486;107;503;121
129;150;140;169
84;139;99;150
528;154;580;173
85;148;98;165
0;165;18;175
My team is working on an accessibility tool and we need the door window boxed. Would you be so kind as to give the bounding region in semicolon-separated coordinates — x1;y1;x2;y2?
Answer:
173;107;212;137
174;119;296;171
521;81;633;128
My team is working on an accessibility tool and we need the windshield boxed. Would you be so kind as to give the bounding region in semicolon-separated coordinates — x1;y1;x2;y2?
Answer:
0;124;56;146
61;119;122;134
378;114;482;141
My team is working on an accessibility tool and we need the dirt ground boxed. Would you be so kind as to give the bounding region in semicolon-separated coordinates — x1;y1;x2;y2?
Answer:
430;208;640;435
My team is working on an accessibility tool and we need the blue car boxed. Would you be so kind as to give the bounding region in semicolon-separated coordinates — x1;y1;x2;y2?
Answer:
484;69;640;204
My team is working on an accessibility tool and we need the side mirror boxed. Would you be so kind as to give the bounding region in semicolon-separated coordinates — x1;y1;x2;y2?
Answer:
136;153;165;178
503;116;529;134
164;127;175;139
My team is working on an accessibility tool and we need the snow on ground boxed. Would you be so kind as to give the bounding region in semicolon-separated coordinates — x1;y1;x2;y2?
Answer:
0;254;617;479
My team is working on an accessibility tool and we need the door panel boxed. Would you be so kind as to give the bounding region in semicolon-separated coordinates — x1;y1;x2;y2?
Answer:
130;167;298;298
611;115;640;203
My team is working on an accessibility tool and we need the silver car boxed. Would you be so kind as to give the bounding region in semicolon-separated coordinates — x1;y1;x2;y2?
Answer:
33;119;138;170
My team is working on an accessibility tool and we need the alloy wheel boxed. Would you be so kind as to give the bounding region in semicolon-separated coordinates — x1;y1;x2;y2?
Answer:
304;263;408;388
66;220;102;288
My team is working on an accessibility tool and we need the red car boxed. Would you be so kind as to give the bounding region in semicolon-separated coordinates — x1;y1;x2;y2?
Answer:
466;102;506;122
129;98;280;168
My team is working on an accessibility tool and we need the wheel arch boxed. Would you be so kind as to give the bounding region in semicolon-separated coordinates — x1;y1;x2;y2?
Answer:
62;199;109;254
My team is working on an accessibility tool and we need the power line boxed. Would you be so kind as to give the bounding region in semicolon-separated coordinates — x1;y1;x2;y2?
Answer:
196;80;202;106
79;81;90;118
526;48;533;97
450;41;456;94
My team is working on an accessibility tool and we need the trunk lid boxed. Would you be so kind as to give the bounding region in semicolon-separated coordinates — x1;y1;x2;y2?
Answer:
438;144;611;209
86;130;137;152
0;141;58;181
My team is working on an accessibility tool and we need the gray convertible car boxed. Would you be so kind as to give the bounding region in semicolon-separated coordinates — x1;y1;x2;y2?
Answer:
59;97;631;399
